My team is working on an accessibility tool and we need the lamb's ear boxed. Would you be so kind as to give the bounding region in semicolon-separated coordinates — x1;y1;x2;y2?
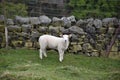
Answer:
68;34;72;38
59;34;63;37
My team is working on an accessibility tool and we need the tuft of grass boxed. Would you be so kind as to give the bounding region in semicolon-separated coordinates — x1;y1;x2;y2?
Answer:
0;48;120;80
55;66;80;77
107;72;120;80
0;71;18;80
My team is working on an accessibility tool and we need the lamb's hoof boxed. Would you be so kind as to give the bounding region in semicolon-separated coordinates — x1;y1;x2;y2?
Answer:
59;59;63;62
44;55;47;58
40;57;43;60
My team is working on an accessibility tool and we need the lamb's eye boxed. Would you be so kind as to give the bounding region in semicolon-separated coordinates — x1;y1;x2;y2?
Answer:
65;40;67;43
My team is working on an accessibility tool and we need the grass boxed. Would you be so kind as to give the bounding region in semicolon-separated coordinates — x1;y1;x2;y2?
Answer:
0;48;120;80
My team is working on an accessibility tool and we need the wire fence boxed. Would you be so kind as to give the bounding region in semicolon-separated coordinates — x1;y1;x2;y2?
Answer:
26;0;120;18
27;0;69;17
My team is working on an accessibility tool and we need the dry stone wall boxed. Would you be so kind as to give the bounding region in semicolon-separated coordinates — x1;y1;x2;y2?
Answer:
0;15;120;56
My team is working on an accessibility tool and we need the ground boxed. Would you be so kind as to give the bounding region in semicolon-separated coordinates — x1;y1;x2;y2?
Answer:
0;48;120;80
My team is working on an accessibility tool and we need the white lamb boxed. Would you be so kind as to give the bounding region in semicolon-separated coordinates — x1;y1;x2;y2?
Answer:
39;34;71;62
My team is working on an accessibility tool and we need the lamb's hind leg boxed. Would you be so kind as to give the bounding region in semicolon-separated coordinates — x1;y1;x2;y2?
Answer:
39;49;43;59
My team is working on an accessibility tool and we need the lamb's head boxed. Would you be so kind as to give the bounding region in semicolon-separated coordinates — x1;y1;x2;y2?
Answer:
61;34;72;49
61;34;72;41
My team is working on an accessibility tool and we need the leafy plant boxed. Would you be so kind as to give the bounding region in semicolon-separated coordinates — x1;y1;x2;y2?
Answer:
0;2;28;18
67;0;119;19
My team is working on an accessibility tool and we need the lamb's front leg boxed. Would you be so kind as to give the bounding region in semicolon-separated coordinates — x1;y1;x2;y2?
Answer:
58;49;64;62
43;50;47;57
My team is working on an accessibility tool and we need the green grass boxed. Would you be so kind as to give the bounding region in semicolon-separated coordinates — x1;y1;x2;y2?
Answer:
0;48;120;80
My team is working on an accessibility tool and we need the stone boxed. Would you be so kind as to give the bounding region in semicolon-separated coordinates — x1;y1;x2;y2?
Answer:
21;24;32;33
76;19;86;28
68;26;85;35
38;26;48;34
72;44;82;53
0;15;4;24
82;43;93;52
39;15;51;25
70;34;79;42
29;17;40;25
107;27;115;34
49;26;60;36
15;16;29;24
102;18;118;27
93;19;102;29
85;24;96;34
61;17;71;28
0;25;5;32
8;25;21;32
7;19;14;25
52;17;63;26
86;18;94;25
31;30;40;42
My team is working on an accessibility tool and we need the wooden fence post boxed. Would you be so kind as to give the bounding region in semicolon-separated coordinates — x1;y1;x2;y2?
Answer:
3;0;8;48
105;25;120;57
